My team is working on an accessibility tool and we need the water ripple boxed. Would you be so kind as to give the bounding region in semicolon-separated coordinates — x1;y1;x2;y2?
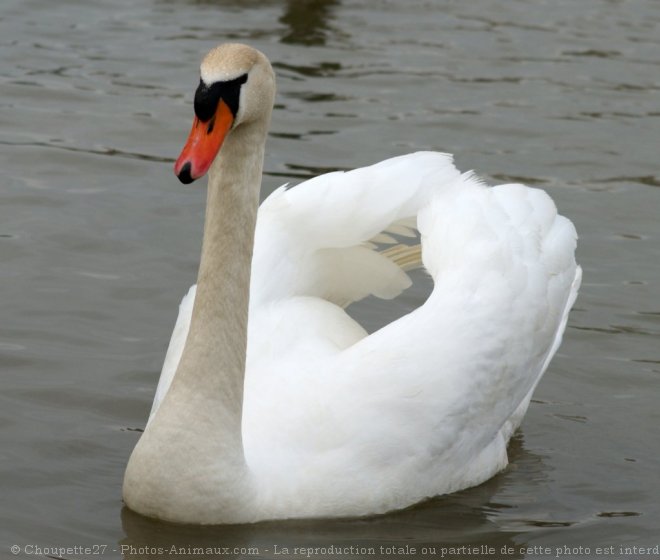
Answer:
0;140;172;163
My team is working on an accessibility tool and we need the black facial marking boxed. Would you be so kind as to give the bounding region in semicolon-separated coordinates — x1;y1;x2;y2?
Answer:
194;73;248;122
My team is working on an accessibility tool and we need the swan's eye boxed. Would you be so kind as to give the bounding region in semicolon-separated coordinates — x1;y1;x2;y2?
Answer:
194;73;248;122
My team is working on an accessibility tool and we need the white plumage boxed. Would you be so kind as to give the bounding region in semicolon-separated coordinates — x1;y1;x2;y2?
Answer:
124;44;581;525
148;151;581;520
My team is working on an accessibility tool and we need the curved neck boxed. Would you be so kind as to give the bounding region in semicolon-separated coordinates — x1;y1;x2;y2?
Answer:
169;121;266;441
124;115;272;522
126;121;269;522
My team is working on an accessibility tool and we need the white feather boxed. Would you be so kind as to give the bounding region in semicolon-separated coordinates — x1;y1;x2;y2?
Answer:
148;152;580;519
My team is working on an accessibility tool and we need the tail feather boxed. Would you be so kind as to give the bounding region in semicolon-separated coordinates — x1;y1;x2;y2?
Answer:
381;244;423;272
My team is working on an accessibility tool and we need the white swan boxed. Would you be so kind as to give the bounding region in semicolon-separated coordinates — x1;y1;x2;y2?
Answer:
123;43;581;524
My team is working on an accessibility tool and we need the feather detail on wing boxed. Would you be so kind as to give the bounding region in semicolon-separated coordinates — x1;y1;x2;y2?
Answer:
247;176;581;506
249;152;460;309
150;150;581;487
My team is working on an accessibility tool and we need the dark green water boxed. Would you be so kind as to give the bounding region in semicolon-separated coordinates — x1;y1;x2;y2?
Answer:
1;0;659;558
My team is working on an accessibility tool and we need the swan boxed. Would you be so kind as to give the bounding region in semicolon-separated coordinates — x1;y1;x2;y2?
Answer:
123;43;581;524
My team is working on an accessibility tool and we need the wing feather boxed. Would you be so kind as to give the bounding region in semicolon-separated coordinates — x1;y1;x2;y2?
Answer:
250;152;460;308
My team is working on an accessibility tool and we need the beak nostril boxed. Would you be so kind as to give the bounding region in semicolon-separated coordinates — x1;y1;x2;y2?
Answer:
177;162;195;184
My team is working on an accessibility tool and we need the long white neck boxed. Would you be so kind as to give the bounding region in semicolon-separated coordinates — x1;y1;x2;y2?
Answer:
175;121;264;446
123;119;268;524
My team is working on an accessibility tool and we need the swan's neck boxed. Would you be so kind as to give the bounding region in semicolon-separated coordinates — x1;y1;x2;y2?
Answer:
123;121;268;523
176;123;263;441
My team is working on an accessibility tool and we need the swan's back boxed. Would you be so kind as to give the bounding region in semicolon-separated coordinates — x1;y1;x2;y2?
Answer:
150;152;580;519
241;154;581;518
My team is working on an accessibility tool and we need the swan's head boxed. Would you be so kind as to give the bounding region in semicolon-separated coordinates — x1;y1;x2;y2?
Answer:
174;43;275;184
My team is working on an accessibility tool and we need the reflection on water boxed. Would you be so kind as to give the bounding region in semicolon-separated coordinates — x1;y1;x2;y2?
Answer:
157;0;339;47
120;507;525;560
280;0;339;46
118;435;553;560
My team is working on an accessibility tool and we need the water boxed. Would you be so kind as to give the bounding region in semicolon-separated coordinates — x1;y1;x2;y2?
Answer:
1;0;659;558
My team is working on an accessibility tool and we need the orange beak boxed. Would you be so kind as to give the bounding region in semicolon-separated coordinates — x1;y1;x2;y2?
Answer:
174;99;234;184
